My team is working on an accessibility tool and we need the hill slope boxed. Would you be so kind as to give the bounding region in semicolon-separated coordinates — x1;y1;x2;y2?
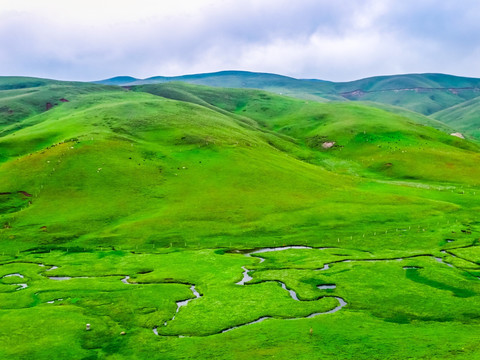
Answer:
0;76;121;132
0;78;478;252
0;81;397;251
97;70;338;102
432;97;480;139
2;77;480;360
336;73;480;115
134;82;480;184
97;71;480;115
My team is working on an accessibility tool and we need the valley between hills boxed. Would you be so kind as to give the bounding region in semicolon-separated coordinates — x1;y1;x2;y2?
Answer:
1;71;480;359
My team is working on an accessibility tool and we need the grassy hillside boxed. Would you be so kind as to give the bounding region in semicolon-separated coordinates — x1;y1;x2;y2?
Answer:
433;97;480;139
341;87;480;115
0;79;477;252
134;82;480;184
0;84;462;252
1;77;480;360
356;101;455;133
98;71;480;115
98;70;339;102
331;74;480;115
333;73;480;92
0;76;121;132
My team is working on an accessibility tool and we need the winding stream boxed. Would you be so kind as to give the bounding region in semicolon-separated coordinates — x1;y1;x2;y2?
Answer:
214;247;349;334
153;285;202;335
47;298;63;304
49;276;90;280
279;281;299;300
435;257;454;267
154;246;349;337
217;245;469;336
250;246;318;254
2;273;28;290
236;266;253;285
221;296;347;333
2;243;475;338
3;273;24;278
307;297;347;317
246;246;328;264
307;253;458;271
173;285;201;320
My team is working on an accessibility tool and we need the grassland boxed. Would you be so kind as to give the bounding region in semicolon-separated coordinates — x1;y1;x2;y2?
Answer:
432;97;480;139
99;71;480;115
1;77;480;359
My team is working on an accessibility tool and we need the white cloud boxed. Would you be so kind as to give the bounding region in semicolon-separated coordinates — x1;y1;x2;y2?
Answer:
0;0;479;81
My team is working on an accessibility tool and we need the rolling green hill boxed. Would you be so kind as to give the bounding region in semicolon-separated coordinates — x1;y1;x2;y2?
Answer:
0;78;477;251
134;82;480;184
2;77;480;360
97;71;480;115
0;76;121;132
333;73;480;92
97;70;338;102
355;101;455;133
1;78;478;251
432;97;480;139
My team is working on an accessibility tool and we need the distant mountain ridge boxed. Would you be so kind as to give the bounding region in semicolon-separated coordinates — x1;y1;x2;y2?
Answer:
95;71;480;115
95;71;480;93
95;71;338;102
3;71;480;140
95;70;317;86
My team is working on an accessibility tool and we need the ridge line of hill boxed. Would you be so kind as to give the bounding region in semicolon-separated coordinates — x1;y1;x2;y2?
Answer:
340;86;480;95
92;70;480;117
3;72;480;139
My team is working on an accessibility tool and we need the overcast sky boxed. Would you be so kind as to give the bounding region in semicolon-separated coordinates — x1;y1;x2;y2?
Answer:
1;0;479;81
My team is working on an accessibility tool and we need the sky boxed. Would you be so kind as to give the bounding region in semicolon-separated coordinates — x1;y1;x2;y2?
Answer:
1;0;480;82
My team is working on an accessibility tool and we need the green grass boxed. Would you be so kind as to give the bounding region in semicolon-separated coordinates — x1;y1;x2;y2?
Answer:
99;71;480;116
1;77;480;359
344;88;478;115
0;77;121;131
432;97;480;139
333;73;480;93
136;82;480;184
1;246;480;359
333;73;480;115
98;70;338;102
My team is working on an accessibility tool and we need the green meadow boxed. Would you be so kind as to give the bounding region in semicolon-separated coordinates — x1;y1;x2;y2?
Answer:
1;76;480;359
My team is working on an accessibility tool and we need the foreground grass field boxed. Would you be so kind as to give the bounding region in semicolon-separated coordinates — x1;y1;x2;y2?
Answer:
1;77;480;359
1;244;480;359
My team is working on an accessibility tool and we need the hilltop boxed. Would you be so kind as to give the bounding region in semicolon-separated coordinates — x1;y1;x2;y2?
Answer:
97;71;480;115
1;76;480;360
0;76;479;253
433;97;480;139
0;76;121;131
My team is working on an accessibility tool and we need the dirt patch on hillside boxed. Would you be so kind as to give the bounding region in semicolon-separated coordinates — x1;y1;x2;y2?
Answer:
450;132;465;139
322;141;336;149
